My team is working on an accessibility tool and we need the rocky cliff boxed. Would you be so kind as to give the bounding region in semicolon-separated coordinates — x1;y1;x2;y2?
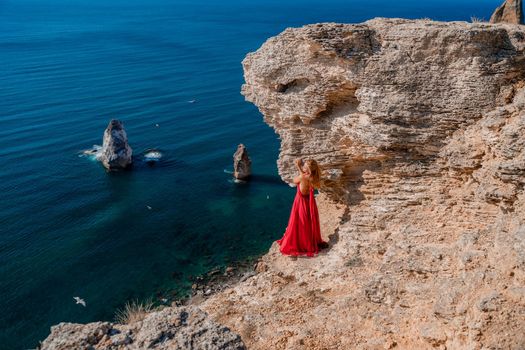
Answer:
40;18;525;350
201;19;525;349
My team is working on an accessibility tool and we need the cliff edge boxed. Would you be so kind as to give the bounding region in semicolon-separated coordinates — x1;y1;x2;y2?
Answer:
201;18;525;349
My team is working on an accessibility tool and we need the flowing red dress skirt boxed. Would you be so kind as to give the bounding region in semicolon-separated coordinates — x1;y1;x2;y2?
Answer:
277;186;326;257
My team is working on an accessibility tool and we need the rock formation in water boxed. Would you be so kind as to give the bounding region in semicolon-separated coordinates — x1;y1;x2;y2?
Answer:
199;18;525;349
100;119;133;170
233;144;252;180
39;306;245;350
490;0;523;24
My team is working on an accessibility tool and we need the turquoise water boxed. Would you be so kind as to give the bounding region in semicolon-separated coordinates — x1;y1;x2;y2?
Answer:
0;0;500;348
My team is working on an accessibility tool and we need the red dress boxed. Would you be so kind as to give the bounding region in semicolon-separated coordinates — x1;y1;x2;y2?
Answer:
277;185;326;257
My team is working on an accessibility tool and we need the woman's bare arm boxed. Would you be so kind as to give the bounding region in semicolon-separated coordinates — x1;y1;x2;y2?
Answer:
293;158;304;185
295;158;304;174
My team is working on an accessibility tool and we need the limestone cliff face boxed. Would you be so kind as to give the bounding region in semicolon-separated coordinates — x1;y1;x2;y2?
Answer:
201;19;525;349
241;18;525;204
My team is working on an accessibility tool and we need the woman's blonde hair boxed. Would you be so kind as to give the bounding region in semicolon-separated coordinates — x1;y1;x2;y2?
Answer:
304;159;321;189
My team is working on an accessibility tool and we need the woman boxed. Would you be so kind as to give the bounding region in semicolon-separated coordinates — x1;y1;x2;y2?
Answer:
277;158;328;257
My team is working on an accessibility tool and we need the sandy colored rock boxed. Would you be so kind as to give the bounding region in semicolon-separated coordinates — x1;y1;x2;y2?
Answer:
200;19;525;349
490;0;523;24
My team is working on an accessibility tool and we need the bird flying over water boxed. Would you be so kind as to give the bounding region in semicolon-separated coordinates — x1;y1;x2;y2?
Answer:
146;205;152;210
73;297;86;307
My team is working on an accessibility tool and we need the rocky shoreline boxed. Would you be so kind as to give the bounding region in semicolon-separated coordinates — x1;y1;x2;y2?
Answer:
37;259;260;350
184;257;262;306
37;194;335;350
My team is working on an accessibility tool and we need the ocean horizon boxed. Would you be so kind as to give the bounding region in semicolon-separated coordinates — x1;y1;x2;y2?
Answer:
1;0;501;348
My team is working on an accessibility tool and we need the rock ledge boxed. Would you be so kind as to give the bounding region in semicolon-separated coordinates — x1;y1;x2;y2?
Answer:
39;306;245;350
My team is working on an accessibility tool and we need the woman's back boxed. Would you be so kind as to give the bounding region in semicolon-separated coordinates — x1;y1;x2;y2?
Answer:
293;158;320;195
298;176;313;195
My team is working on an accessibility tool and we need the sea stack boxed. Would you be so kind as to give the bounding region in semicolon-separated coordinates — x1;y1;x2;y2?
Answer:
490;0;523;24
100;119;133;170
233;144;251;180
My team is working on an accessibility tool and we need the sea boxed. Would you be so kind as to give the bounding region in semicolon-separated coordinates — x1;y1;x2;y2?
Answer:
0;0;501;348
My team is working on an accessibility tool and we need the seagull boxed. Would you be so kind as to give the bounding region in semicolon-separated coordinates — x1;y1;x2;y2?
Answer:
73;297;86;307
146;205;152;210
155;123;160;127
188;99;197;104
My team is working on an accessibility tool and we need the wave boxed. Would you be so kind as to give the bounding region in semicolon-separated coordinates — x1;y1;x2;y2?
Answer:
79;145;102;161
143;149;163;163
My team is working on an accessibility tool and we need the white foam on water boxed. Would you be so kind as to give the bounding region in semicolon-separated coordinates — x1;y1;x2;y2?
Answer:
144;150;162;162
80;145;102;161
